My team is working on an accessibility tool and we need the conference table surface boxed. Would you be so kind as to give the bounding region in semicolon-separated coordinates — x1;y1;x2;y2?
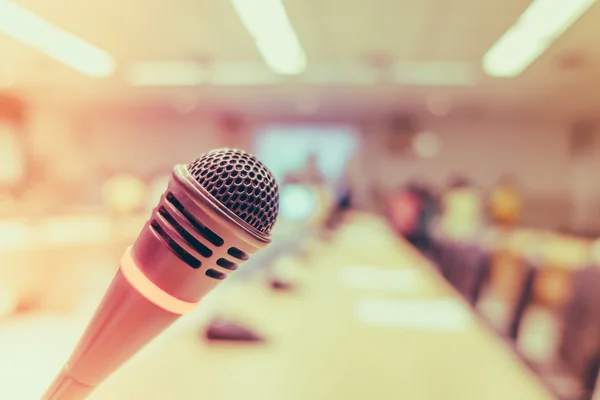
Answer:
85;213;555;400
0;213;556;399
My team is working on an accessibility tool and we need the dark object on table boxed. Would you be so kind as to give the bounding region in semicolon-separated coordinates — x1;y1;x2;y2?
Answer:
204;317;265;343
270;278;295;291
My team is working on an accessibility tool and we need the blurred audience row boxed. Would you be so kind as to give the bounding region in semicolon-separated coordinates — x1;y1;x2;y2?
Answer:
379;173;599;400
388;175;520;249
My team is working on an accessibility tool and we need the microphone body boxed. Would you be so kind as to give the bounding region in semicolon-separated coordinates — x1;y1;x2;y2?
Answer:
43;153;278;400
42;263;177;399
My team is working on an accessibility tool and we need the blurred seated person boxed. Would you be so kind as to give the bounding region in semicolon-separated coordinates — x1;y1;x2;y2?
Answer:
389;183;422;243
437;176;484;240
489;175;521;226
389;182;438;250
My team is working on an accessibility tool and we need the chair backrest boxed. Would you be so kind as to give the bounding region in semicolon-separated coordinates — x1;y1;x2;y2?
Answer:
507;259;538;341
443;242;490;305
559;267;600;391
428;236;449;275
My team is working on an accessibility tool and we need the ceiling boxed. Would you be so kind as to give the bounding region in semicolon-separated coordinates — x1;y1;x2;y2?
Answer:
1;0;600;118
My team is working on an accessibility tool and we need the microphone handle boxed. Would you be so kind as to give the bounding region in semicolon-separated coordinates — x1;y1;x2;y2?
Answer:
42;370;94;400
42;248;192;400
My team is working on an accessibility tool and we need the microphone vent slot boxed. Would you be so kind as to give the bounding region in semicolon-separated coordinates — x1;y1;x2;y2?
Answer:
158;206;213;258
216;258;238;271
166;192;224;247
227;247;249;261
205;269;227;280
150;220;201;269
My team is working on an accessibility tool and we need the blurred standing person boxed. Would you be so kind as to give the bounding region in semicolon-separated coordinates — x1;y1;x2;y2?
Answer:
489;175;521;227
299;153;331;225
304;153;324;184
324;164;354;231
438;176;484;240
284;153;324;186
280;154;331;229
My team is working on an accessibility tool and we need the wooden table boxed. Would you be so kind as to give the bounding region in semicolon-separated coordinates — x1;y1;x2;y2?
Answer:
81;213;555;400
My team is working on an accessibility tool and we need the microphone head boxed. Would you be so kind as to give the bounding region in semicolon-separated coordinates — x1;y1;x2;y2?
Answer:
131;147;279;301
187;149;279;235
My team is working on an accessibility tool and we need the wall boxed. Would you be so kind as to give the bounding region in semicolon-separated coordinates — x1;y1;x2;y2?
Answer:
355;118;600;231
25;106;253;180
87;115;222;177
24;104;600;231
23;105;250;211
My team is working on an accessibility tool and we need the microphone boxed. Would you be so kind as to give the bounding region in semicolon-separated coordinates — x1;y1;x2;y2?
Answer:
42;148;279;400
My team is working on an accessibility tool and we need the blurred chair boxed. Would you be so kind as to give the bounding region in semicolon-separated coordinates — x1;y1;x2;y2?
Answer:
428;235;446;273
472;256;539;342
552;267;600;399
470;248;491;305
514;266;600;400
507;260;539;342
427;234;452;276
434;239;491;306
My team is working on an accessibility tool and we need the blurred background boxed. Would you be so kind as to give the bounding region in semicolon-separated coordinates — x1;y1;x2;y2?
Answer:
1;0;600;399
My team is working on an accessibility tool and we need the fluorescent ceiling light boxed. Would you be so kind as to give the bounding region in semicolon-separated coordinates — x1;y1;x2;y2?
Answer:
483;0;597;77
126;61;206;86
0;0;115;77
230;0;307;75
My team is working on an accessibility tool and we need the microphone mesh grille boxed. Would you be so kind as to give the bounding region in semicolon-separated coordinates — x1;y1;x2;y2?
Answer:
187;149;279;234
